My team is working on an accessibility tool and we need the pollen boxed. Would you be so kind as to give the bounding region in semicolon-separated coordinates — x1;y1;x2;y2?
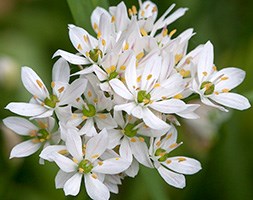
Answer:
72;114;78;119
162;28;168;37
222;88;230;93
174;93;183;99
166;160;172;164
166;133;173;140
143;99;150;104
72;158;79;164
98;161;103;166
97;31;101;39
79;168;84;173
58;86;65;93
140;28;148;36
139;137;145;142
147;74;153;80
169;143;178;149
221;76;229;81
33;95;38;99
88;90;92;97
213;66;217;71
83;35;88;43
91;173;98;179
214;91;219;95
162;96;167;100
141;10;145;17
152;6;157;12
115;157;120;160
77;44;83;50
76;97;80;102
156;140;161;147
38;121;48;129
93;98;98;103
136;52;144;60
130;138;137;142
179;69;191;78
29;130;37;137
202;71;208;76
102;39;106;46
98;114;107;119
51;81;55;88
58;150;68;155
111;16;116;23
169;29;177;37
92;154;100;159
145;4;150;9
41;102;45;106
175;54;183;64
132;5;137;15
177;157;186;162
120;65;126;70
137;75;142;82
85;52;90;57
82;116;88;120
124;42;129;50
154;83;161;88
36;80;43;88
93;23;98;30
128;8;133;16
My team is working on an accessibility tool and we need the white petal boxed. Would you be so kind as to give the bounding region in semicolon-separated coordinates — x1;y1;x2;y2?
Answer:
85;174;110;200
91;7;111;33
21;67;49;100
3;116;38;136
114;102;136;115
52;58;70;83
51;153;77;173
79;118;97;137
10;140;41;158
5;102;48;117
39;145;66;162
30;109;54;119
125;53;137;94
200;96;228;112
93;64;108;81
176;104;200;119
66;130;83;161
149;99;186;114
210;92;251;110
142;107;170;130
163;156;202;175
125;158;139;177
107;129;122;149
113;110;125;129
92;157;130;174
64;173;82;196
109;79;134;100
131;105;143;119
95;113;117;130
119;137;133;162
157;165;186;188
55;170;75;189
130;138;153;168
53;50;90;65
59;78;87;105
85;129;109;162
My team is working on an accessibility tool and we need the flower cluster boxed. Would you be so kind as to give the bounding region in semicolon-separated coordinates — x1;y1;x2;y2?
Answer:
3;1;250;200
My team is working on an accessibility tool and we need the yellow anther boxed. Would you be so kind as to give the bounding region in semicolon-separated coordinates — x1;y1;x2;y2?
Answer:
186;58;192;64
128;8;133;16
140;28;148;36
77;44;83;50
179;69;191;78
37;121;48;129
202;71;208;76
137;75;142;82
93;98;98;103
132;5;137;15
169;29;177;37
36;79;43;88
214;91;219;95
221;76;229;81
162;28;168;37
83;35;88;43
154;83;161;88
178;157;186;162
51;82;55;88
143;99;150;104
110;65;116;72
120;77;126;82
29;130;37;137
98;161;103;166
124;42;129;50
147;74;153;80
156;140;161;147
152;6;157;12
72;114;78;119
174;93;183;99
130;138;137;142
141;10;145;17
111;16;116;23
213;66;217;71
58;86;65;93
76;97;80;102
139;137;145;142
175;54;183;64
72;158;79;164
33;95;38;99
102;39;106;46
92;154;100;159
88;90;92;97
79;168;84;173
93;23;98;30
58;150;68;155
222;88;230;93
136;52;145;60
32;139;40;143
91;173;98;179
145;4;150;9
166;133;173;140
162;96;167;100
169;143;178;149
41;102;45;106
85;52;90;57
120;65;126;70
144;124;149;129
97;31;101;38
115;157;120;160
98;114;107;119
82;116;88;120
166;160;172;164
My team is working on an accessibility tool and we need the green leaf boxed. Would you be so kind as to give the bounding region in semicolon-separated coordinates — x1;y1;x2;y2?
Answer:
67;0;109;33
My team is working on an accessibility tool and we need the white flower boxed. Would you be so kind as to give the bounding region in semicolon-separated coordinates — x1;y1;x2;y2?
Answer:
5;59;87;119
40;129;130;199
3;116;59;159
192;41;251;111
149;125;202;188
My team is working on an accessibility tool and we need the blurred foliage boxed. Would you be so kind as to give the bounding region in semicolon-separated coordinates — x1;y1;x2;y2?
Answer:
0;0;252;200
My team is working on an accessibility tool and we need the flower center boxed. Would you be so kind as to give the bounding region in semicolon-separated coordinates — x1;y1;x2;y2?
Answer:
78;159;93;174
200;81;215;95
82;104;96;117
89;49;103;62
124;123;138;137
155;148;169;162
44;94;59;108
137;90;151;104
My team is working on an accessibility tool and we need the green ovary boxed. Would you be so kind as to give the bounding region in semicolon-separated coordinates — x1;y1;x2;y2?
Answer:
200;81;215;95
89;49;103;62
44;94;59;108
82;104;96;117
137;90;151;104
36;129;51;142
124;123;138;137
78;159;93;174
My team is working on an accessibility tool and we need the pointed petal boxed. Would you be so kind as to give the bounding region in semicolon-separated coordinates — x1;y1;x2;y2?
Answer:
114;103;136;115
157;165;186;188
66;130;83;161
52;58;70;83
39;145;66;161
95;113;117;130
64;173;82;196
85;174;110;200
53;50;90;65
109;79;134;100
125;53;137;94
3;116;38;136
55;170;75;189
51;153;77;173
119;137;133;162
149;99;186;114
21;67;49;100
107;129;122;149
10;140;41;158
125;158;139;177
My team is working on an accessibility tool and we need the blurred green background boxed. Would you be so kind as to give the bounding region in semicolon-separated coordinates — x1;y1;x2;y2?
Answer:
0;0;253;199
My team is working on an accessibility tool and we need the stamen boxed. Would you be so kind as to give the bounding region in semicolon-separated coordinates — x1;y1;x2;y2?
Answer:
132;5;137;15
102;39;106;46
162;28;168;37
169;143;178;149
83;35;88;43
166;133;173;140
51;82;55;88
154;83;160;88
88;91;92;97
177;157;186;162
222;88;230;93
93;23;98;30
140;28;148;36
36;80;43;88
147;74;152;80
124;42;129;50
77;44;82;50
91;154;99;159
58;86;65;93
137;75;142;82
169;29;177;37
202;71;208;76
175;54;183;64
130;138;137;142
136;52;144;60
111;16;116;23
166;160;172;164
120;65;126;70
174;93;183;99
91;173;98;179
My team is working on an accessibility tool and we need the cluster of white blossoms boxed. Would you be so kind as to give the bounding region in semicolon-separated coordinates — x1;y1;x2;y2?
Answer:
3;1;251;200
